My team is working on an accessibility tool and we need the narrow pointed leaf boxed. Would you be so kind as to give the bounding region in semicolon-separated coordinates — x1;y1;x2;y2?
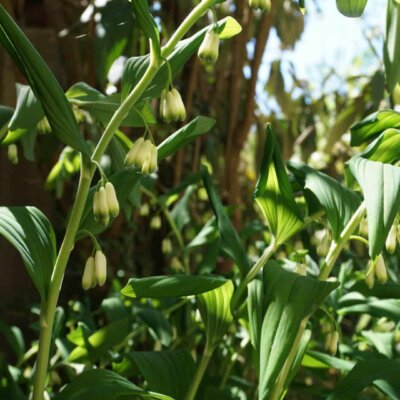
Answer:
197;280;234;348
0;207;56;300
201;166;251;277
351;109;400;146
288;162;360;240
0;6;89;155
254;125;303;245
348;157;400;258
128;350;196;400
121;274;227;298
258;261;338;399
54;369;173;400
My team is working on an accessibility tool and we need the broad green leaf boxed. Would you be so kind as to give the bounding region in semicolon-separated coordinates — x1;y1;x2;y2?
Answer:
0;6;89;155
130;0;160;57
66;82;155;127
54;369;173;400
170;185;194;231
348;157;400;258
197;280;234;349
122;17;241;101
187;217;218;250
254;125;303;245
101;297;128;322
201;166;250;277
0;320;25;362
2;84;44;145
350;109;400;146
336;0;368;17
157;117;215;161
361;330;394;358
328;359;400;400
129;350;196;400
288;162;360;240
303;350;354;371
358;128;400;164
384;1;400;92
68;318;131;363
0;207;56;300
121;274;227;298
257;261;338;400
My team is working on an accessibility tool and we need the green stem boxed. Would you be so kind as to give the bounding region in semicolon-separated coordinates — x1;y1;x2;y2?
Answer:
231;240;276;311
185;343;214;400
32;2;219;398
269;202;366;400
32;160;92;400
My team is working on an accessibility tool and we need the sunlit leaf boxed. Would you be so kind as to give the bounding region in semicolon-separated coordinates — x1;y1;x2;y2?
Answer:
254;125;303;245
197;280;234;349
384;1;400;92
121;275;227;298
348;157;400;258
350;109;400;146
0;207;56;301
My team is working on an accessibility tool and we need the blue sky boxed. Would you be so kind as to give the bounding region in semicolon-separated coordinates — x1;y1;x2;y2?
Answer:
257;0;387;111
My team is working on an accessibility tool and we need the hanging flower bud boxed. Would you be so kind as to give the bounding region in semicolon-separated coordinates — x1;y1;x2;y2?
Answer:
162;238;172;254
140;203;150;217
95;250;107;286
170;88;186;121
7;144;18;165
374;255;387;284
326;331;339;355
249;0;260;10
259;0;271;13
82;256;96;290
105;182;119;218
365;263;375;289
96;187;110;226
359;218;368;237
198;29;220;65
316;229;330;257
150;215;161;230
385;224;397;254
125;137;145;166
336;0;367;18
321;320;332;334
159;89;174;123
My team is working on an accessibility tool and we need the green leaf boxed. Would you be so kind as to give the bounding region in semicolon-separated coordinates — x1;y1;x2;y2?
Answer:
121;274;227;298
339;298;400;320
384;1;400;92
54;369;173;400
170;185;194;231
0;320;25;362
68;318;131;363
348;157;400;258
2;84;44;145
130;0;160;57
303;350;354;371
0;105;13;141
350;109;400;146
254;125;303;245
122;17;241;101
128;350;196;400
66;82;155;128
137;307;173;347
0;207;56;300
336;0;368;17
157;117;215;161
288;162;360;240
328;359;400;400
197;280;234;349
0;6;89;155
257;261;338;399
361;330;394;358
201;166;250;277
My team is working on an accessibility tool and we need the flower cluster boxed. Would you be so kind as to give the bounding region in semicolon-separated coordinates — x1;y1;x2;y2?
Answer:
93;182;119;226
125;137;158;174
82;250;107;290
249;0;271;13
